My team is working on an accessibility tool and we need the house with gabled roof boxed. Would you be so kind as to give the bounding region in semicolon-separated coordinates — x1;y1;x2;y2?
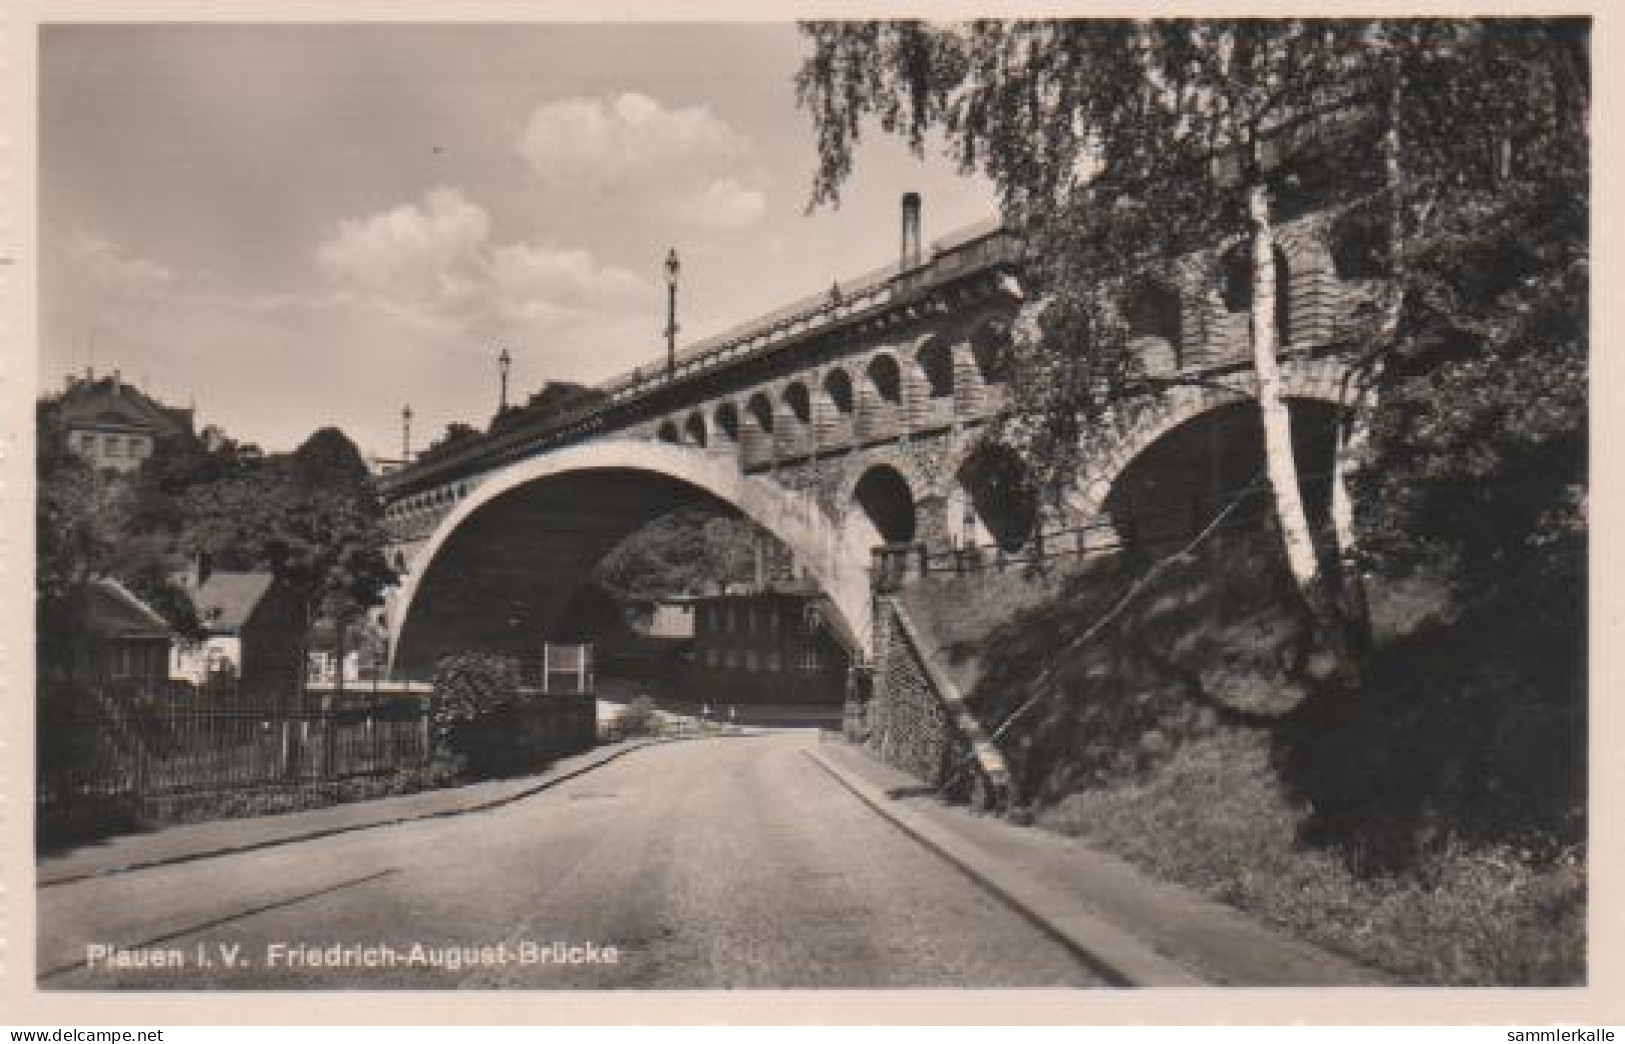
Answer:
77;578;175;695
47;367;194;475
170;567;304;705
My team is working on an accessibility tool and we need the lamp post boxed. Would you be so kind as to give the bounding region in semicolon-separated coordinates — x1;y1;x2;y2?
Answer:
497;347;512;413
401;404;413;463
664;248;680;382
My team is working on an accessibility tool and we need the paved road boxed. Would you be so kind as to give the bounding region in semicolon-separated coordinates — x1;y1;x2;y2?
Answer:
39;733;1102;989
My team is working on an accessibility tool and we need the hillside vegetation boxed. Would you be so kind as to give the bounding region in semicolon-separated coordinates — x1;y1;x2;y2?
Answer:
900;527;1584;986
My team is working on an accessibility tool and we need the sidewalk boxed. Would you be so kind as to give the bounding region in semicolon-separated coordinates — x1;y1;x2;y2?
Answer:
38;738;669;888
809;738;1387;987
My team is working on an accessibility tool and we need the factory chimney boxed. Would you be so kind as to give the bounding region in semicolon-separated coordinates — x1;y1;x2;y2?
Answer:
900;192;922;272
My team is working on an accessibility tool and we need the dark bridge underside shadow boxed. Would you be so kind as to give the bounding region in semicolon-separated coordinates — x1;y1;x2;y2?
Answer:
388;442;873;679
393;470;711;677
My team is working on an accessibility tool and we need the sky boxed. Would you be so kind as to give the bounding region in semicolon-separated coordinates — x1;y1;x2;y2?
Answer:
39;23;1000;458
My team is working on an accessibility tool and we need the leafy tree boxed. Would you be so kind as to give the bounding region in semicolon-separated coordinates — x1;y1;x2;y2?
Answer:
35;405;205;680
801;22;1379;661
795;17;1587;667
184;427;395;706
37;408;120;681
420;422;482;462
595;506;771;601
795;17;1588;855
492;380;609;434
1345;22;1587;632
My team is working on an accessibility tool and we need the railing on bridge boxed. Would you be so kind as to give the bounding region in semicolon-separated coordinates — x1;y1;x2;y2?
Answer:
868;475;1334;592
380;221;1022;494
870;521;1125;592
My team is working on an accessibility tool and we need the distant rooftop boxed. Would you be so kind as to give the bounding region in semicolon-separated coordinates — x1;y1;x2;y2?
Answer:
48;368;195;438
176;571;276;632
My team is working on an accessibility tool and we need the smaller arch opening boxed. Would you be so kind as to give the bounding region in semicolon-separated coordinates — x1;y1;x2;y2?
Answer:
684;412;708;448
1123;277;1184;368
1219;241;1293;346
852;465;917;544
784;382;812;426
747;392;775;434
656;420;682;444
824;369;854;414
969;319;1012;383
1330;206;1392;281
866;355;902;404
714;402;740;442
917;340;955;399
1104;397;1339;559
956;441;1038;552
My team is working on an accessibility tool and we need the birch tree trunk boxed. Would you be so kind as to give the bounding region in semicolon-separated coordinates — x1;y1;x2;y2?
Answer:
1248;184;1322;595
1328;111;1403;653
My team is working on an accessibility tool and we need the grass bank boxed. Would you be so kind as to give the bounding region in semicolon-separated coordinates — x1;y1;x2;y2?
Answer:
1041;728;1584;986
901;528;1585;986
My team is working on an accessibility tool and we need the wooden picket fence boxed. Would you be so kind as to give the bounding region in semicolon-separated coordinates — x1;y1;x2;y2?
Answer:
37;686;434;831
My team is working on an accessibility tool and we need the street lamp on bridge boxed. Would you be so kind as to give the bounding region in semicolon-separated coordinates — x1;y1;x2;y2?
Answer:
497;346;512;414
401;404;413;463
664;248;681;382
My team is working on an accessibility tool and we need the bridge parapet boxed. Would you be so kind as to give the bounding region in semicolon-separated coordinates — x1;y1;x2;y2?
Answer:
381;201;1380;675
381;201;1379;515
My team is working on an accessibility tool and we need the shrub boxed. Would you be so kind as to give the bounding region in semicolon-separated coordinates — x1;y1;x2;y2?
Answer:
431;652;530;778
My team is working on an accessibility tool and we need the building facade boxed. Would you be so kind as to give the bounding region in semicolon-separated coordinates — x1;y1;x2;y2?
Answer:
170;570;306;705
47;368;195;474
80;579;174;695
686;588;853;706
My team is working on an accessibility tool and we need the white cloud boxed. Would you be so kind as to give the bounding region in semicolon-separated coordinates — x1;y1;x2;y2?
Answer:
683;177;768;228
316;187;490;298
312;187;662;396
514;92;770;230
316;187;657;323
517;92;747;186
487;241;653;313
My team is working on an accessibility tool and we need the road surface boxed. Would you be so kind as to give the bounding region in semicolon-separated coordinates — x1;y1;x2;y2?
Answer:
39;732;1102;988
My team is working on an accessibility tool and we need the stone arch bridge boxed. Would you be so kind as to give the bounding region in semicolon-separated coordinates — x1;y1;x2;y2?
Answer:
381;209;1373;677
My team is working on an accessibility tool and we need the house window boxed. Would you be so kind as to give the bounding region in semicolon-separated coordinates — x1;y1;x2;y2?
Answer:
743;649;757;672
767;650;782;672
104;435;122;457
76;433;97;454
113;643;138;679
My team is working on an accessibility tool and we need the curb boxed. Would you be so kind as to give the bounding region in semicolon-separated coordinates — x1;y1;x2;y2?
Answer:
39;737;676;888
804;747;1206;988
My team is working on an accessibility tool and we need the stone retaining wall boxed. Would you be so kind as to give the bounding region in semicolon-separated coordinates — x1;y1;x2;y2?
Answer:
865;597;1010;806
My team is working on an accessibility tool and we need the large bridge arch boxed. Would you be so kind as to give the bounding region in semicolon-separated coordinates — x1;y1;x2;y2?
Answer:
387;439;872;678
1067;357;1353;527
